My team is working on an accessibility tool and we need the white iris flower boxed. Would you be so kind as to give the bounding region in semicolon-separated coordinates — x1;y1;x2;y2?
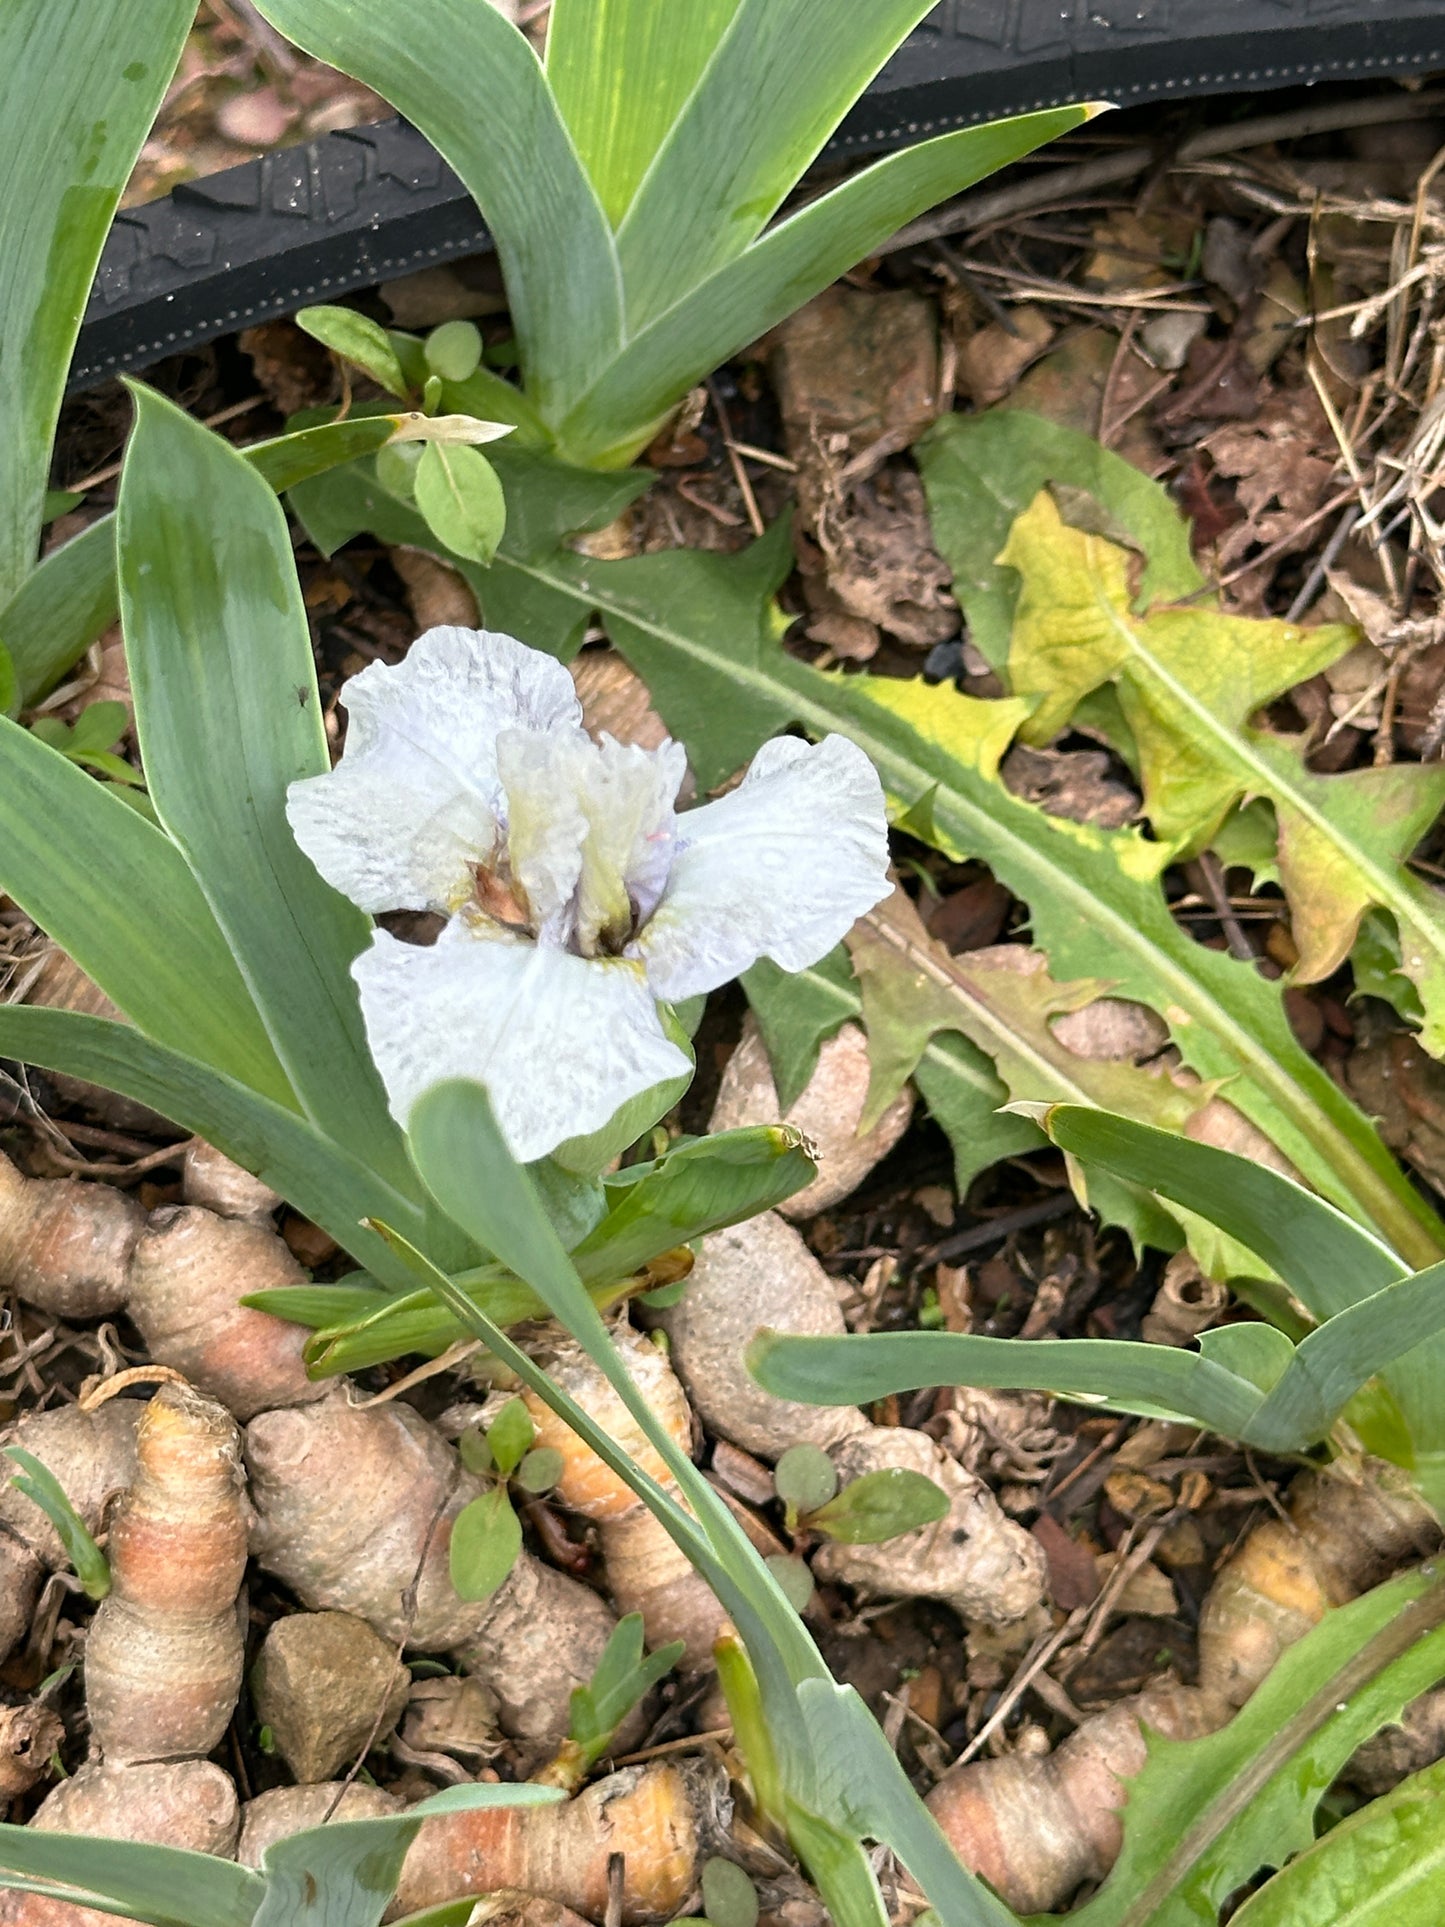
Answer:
287;626;891;1163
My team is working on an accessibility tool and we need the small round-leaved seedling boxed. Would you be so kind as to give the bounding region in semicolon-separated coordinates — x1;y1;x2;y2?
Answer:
765;1553;815;1614
773;1443;838;1529
425;319;483;383
457;1424;494;1476
449;1485;521;1602
514;1446;565;1494
700;1858;758;1927
808;1467;949;1545
375;438;423;500
485;1397;535;1479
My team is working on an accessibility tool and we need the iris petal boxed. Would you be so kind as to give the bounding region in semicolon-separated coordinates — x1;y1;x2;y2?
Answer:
352;922;690;1162
635;734;889;1001
287;627;581;914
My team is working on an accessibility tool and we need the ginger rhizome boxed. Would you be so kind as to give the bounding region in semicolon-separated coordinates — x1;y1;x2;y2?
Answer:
124;1206;318;1423
390;1755;731;1924
927;1459;1437;1913
246;1388;616;1750
523;1324;730;1673
84;1382;248;1764
0;1401;140;1661
662;1210;1048;1634
0;1156;142;1324
0;1761;239;1927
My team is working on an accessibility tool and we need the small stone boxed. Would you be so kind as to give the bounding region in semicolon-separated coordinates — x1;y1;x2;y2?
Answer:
1103;1469;1175;1521
710;1014;913;1217
1141;310;1208;372
923;638;964;684
1097;1554;1179;1618
216;87;297;149
955;305;1054;408
1155;1517;1207;1569
401;1674;504;1767
251;1611;409;1783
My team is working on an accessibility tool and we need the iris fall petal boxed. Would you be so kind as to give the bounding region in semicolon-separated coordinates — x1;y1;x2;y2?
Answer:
634;734;890;1002
352;922;690;1163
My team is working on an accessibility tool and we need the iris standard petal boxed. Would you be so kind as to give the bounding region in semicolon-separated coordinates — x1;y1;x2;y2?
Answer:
635;734;890;1002
495;728;687;956
287;627;581;914
574;735;687;955
352;923;691;1163
495;727;591;946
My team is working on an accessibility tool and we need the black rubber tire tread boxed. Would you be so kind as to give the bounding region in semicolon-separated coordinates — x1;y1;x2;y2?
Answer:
73;0;1445;393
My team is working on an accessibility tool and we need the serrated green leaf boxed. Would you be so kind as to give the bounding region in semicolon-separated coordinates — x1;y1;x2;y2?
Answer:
1067;1566;1445;1927
1003;491;1445;1046
1227;1755;1445;1927
414;441;506;564
282;450;1445;1270
743;948;1041;1191
1352;908;1426;1027
915;409;1203;674
808;1467;949;1545
449;1485;522;1603
296;305;410;399
1033;1106;1405;1316
846;890;1235;1260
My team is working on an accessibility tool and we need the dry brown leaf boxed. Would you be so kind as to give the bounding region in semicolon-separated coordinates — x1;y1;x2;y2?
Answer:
1000;743;1139;829
955;305;1055;409
768;284;941;462
1203;386;1336;576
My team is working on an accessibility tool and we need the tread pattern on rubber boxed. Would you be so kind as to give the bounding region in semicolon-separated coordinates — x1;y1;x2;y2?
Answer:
72;0;1445;392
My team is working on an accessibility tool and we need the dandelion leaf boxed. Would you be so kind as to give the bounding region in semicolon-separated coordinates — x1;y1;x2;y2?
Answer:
286;449;1445;1266
846;889;1222;1255
1003;491;1445;1048
915;409;1203;672
743;944;1041;1193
